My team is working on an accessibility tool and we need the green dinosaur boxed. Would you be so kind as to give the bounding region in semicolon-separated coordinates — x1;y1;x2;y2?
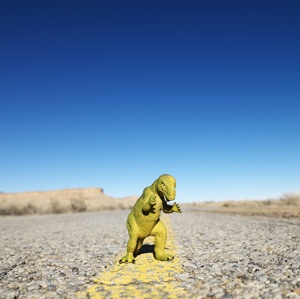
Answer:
119;174;182;264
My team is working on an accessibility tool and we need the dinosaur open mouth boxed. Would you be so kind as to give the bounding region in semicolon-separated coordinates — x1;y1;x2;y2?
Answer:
164;195;174;202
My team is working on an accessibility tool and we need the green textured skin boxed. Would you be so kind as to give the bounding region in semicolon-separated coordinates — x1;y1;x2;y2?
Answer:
119;174;182;264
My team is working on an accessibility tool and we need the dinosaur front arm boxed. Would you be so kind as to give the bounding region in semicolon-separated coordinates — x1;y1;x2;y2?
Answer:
162;204;173;213
142;194;156;213
163;202;182;214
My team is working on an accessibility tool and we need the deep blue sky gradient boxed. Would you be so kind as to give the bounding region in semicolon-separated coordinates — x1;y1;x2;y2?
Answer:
1;0;299;202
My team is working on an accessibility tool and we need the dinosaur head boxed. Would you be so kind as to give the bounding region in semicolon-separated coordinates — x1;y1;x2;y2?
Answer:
156;174;176;201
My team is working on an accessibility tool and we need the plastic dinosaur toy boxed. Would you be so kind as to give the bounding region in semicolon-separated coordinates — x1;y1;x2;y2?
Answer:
119;174;182;264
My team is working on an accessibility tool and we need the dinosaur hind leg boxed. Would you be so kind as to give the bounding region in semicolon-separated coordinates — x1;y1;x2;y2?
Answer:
119;214;139;264
119;235;138;263
134;238;145;257
151;220;174;261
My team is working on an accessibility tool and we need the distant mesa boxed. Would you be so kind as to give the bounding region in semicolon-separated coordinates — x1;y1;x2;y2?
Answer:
0;188;138;216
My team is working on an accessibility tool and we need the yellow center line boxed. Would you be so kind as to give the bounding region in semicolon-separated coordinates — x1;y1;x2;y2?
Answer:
78;215;187;298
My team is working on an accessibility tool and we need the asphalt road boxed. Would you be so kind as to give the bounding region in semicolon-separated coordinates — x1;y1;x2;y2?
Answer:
0;209;299;298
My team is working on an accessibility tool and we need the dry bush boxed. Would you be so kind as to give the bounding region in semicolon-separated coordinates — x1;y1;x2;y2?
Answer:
279;193;300;206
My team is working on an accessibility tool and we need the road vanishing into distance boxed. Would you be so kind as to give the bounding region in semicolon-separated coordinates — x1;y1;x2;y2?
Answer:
0;209;299;298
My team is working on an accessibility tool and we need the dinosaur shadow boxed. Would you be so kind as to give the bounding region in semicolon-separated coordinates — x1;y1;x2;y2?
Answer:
135;244;154;257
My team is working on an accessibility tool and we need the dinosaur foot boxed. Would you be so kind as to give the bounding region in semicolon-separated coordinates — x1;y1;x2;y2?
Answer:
119;254;135;264
154;252;174;261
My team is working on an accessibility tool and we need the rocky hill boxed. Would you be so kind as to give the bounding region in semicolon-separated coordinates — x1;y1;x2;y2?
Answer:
0;188;138;215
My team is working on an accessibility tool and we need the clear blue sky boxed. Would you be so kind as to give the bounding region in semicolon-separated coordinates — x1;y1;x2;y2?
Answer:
1;0;299;202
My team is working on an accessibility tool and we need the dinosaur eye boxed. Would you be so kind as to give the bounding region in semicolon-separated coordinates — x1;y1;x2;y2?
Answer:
161;182;165;186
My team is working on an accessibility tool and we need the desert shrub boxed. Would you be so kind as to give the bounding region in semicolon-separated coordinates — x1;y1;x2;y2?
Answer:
50;197;69;214
70;197;87;212
0;203;16;215
262;200;273;206
23;203;38;214
280;193;300;206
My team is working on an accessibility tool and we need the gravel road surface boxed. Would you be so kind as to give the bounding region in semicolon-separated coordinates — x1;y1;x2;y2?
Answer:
171;209;300;298
0;209;299;298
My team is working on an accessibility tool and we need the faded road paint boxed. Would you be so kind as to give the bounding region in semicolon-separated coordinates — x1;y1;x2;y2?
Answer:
78;216;187;298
